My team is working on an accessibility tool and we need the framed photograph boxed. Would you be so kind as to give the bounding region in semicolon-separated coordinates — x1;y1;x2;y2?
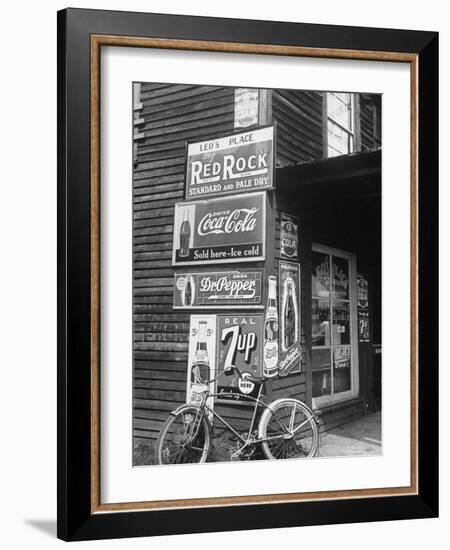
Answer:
57;8;438;541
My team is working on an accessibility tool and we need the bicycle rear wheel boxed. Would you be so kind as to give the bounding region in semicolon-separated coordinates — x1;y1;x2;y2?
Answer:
156;406;211;465
259;399;319;460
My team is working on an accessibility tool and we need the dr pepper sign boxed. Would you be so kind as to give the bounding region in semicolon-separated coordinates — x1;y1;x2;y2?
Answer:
184;126;274;199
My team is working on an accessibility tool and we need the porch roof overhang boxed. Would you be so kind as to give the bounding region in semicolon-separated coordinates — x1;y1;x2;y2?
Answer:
277;149;381;199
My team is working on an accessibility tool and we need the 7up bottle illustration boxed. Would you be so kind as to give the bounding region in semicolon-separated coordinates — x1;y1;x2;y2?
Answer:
191;320;209;385
263;276;279;378
187;316;216;421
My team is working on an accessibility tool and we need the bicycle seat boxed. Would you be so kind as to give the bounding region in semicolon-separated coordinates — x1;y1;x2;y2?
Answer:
245;373;267;384
241;373;267;384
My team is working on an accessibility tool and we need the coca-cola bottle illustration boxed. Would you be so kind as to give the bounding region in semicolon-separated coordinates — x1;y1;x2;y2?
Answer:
263;276;279;378
179;208;191;258
182;275;194;307
284;279;296;349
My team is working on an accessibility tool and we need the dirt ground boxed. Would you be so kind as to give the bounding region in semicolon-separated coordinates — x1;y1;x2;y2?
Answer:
134;412;382;465
318;412;382;458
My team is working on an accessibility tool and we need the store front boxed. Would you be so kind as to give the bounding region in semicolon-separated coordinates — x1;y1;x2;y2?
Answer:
275;149;381;430
132;83;382;451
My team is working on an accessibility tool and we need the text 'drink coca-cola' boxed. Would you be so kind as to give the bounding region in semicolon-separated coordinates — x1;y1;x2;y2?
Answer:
172;192;266;266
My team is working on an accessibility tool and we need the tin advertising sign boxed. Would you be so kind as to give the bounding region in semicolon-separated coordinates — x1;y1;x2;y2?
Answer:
357;273;370;343
173;269;264;309
278;261;301;376
216;314;264;402
357;273;369;309
184;126;274;199
172;192;266;266
186;315;217;418
234;88;259;129
280;212;299;260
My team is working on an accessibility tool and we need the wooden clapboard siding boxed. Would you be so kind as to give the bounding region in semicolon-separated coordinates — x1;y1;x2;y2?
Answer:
272;89;324;167
359;94;382;152
133;84;235;446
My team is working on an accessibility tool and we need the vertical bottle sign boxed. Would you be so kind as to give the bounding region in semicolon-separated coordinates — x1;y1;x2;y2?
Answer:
280;212;299;260
278;261;301;376
263;276;279;378
357;273;370;343
186;315;217;419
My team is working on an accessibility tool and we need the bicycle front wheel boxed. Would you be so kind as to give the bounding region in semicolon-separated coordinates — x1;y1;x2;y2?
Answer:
259;399;319;460
156;406;211;465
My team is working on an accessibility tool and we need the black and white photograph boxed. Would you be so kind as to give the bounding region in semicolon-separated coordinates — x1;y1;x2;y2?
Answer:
0;0;443;546
132;84;382;466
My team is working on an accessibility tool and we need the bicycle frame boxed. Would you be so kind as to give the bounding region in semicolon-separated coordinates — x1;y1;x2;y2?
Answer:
193;381;306;459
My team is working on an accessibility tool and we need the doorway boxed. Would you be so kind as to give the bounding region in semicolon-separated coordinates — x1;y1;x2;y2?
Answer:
311;244;359;409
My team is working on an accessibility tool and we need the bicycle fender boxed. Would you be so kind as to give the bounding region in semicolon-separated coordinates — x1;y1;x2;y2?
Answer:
258;398;318;439
170;403;203;416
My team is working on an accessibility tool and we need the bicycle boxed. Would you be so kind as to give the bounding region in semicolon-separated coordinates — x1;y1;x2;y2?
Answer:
156;364;319;464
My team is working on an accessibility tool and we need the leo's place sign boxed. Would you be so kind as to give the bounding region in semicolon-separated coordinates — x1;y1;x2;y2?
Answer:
185;126;274;199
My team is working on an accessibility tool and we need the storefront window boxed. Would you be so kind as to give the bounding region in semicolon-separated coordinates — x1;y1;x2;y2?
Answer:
333;347;352;393
332;301;350;346
312;349;332;397
311;246;356;403
312;299;331;346
312;251;330;298
332;256;349;299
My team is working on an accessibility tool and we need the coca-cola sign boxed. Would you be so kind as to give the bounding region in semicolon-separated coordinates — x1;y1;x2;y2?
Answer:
278;261;302;376
173;270;264;309
185;126;274;199
234;88;259;129
280;212;299;260
172;192;266;266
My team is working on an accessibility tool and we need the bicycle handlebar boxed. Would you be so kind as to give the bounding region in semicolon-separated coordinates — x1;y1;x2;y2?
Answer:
204;364;242;385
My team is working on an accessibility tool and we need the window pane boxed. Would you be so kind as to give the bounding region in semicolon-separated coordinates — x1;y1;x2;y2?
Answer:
332;256;349;299
312;349;332;397
327;145;341;158
328;122;351;156
312;252;330;298
328;93;352;129
333;347;351;393
312;299;331;346
327;92;353;157
332;301;350;345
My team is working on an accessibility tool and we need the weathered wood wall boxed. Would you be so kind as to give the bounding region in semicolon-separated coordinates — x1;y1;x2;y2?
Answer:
272;89;325;166
360;94;382;151
133;84;235;446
